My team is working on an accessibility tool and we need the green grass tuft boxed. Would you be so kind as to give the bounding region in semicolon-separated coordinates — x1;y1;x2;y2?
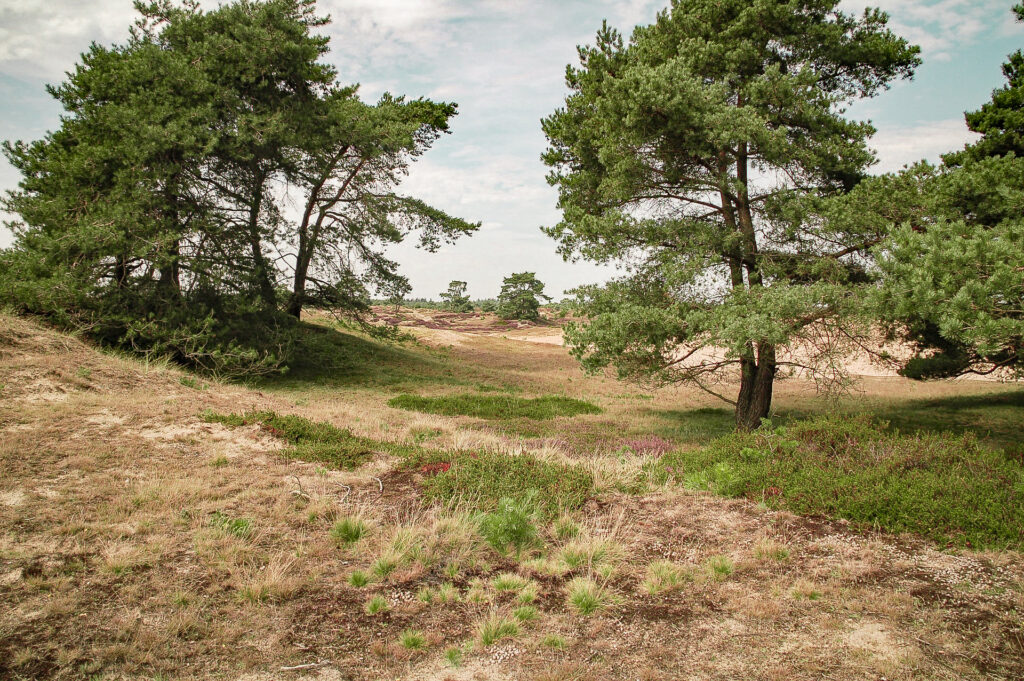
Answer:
416;449;593;519
388;393;602;420
476;612;519;646
201;409;417;470
656;415;1024;550
365;595;389;615
330;516;368;545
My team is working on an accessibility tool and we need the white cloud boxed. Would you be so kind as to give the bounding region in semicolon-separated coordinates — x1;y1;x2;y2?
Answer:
869;118;980;173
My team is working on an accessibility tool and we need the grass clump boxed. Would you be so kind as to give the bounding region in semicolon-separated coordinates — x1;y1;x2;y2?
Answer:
388;393;602;420
419;450;594;519
202;409;413;470
754;538;791;562
566;577;609;616
705;555;734;580
399;629;426;650
476;612;519;646
512;605;538;623
444;647;463;667
348;570;370;588
209;511;252;539
656;415;1024;550
330;516;368;545
493;572;531;592
542;634;566;649
643;560;691;594
365;595;389;615
558;535;624;572
371;552;401;579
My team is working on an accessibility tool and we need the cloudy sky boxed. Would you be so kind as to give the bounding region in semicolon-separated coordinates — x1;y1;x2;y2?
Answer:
1;0;1022;298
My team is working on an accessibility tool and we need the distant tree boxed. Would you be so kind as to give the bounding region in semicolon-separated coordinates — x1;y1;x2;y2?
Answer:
541;0;919;429
479;299;497;313
440;280;473;313
497;272;549;321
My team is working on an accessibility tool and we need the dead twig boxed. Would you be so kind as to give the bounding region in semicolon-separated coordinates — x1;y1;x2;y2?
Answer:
280;661;326;672
290;475;310;501
372;476;383;495
337;484;351;504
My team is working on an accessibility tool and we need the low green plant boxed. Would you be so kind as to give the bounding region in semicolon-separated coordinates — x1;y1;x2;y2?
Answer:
347;570;369;588
754;538;791;562
566;577;608;615
436;582;460;603
418;450;593;518
553;515;580;541
705;555;734;580
643;560;690;594
542;634;566;649
209;455;229;468
444;646;463;667
399;629;426;650
492;572;530;592
201;409;412;470
478;495;540;554
365;595;389;615
330;516;367;545
371;552;401;579
512;605;538;623
656;415;1024;550
388;393;601;420
209;511;252;539
476;612;519;646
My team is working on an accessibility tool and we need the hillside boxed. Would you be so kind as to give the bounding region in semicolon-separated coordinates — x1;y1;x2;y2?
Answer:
1;312;1023;680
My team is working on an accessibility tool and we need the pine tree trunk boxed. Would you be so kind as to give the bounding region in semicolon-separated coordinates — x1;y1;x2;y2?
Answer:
735;343;776;431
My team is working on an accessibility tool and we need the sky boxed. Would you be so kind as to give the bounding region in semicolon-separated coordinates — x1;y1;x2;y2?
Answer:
1;0;1022;299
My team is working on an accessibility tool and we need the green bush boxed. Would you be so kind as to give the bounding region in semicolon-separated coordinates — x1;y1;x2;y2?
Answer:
656;416;1024;549
417;450;594;519
388;393;601;419
479;495;540;554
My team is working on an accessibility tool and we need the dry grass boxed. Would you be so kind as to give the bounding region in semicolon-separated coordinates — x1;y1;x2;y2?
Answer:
1;312;1022;680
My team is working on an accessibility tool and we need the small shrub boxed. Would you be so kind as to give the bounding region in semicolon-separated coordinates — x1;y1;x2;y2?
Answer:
479;495;540;554
477;612;519;646
388;394;602;420
566;577;608;615
656;415;1024;550
365;595;389;615
399;629;426;650
643;560;690;594
330;516;367;545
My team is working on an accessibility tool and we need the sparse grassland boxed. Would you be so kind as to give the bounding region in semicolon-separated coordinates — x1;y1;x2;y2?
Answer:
1;309;1022;680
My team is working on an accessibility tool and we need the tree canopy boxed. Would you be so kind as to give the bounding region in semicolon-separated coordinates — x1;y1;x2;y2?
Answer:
497;273;549;321
0;0;477;375
541;0;919;428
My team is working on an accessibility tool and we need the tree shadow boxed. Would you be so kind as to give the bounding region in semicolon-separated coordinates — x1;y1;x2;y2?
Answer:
871;390;1024;451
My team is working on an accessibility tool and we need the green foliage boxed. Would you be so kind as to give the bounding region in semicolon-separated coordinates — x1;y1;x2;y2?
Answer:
347;570;369;587
440;281;473;313
656;416;1024;549
496;272;549;321
201;409;408;469
399;629;426;650
0;0;476;374
541;0;920;429
476;613;519;646
566;577;607;615
364;595;389;615
330;516;368;545
209;511;252;539
416;449;594;518
387;393;602;419
478;495;540;554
